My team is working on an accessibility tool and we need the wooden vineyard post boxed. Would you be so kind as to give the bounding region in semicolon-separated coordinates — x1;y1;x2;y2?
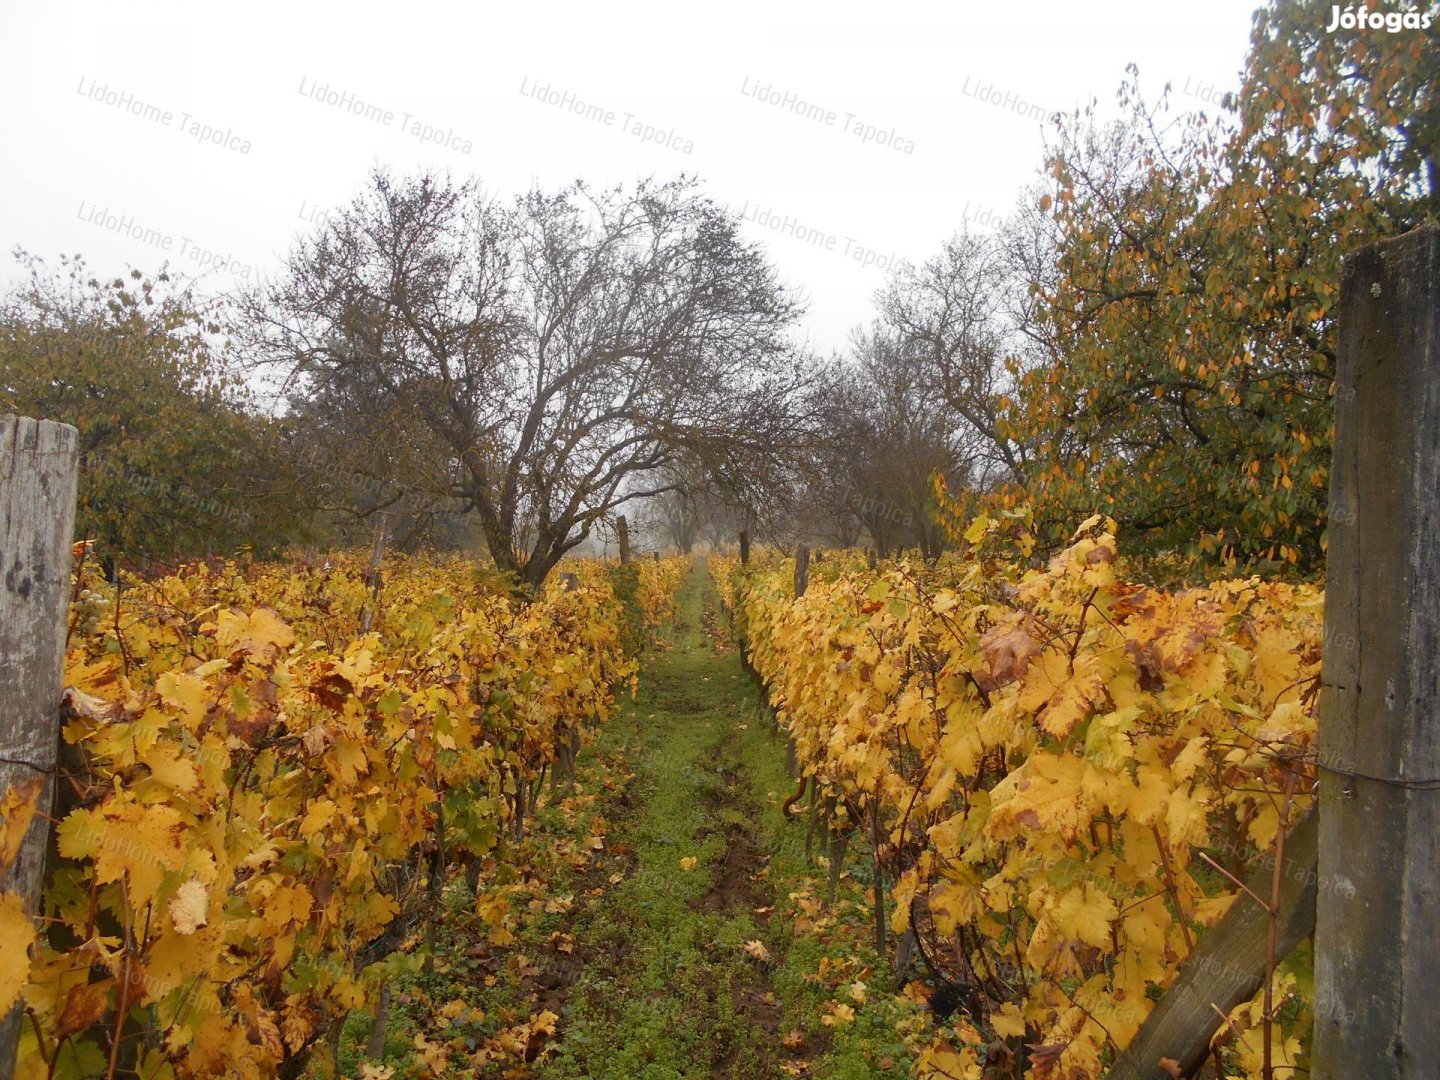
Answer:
0;416;80;1074
739;529;749;566
616;514;631;565
1312;225;1440;1078
358;511;389;633
1112;231;1440;1079
784;544;810;780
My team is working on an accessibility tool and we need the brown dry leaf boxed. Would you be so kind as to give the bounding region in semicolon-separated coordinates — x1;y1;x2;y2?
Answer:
302;725;331;756
978;621;1042;688
1126;639;1166;692
55;979;112;1040
1026;1042;1065;1077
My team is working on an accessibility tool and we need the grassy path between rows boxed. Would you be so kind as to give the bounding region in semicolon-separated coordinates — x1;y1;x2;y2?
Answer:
541;558;913;1079
364;559;915;1078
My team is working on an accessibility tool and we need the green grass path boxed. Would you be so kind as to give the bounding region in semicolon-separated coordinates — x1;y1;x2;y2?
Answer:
542;558;911;1080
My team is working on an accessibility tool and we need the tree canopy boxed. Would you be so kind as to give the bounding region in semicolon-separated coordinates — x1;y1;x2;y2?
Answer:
240;171;808;586
0;253;303;565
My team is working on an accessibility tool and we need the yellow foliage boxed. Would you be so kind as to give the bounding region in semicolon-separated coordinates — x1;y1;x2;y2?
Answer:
722;521;1322;1076
15;549;636;1077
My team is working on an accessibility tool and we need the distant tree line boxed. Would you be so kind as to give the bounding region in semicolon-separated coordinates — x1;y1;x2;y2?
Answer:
697;0;1436;572
4;0;1433;579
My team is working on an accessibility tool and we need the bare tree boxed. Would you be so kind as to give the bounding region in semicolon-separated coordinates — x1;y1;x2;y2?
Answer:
811;326;966;558
877;230;1029;488
642;460;706;554
239;169;805;586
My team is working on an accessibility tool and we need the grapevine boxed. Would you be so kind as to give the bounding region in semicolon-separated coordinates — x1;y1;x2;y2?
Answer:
722;516;1323;1079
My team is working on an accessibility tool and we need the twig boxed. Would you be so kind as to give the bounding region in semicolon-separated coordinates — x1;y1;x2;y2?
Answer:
1152;824;1195;956
1197;852;1272;914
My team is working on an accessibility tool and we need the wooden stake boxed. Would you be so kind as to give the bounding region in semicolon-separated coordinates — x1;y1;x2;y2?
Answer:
0;416;79;1074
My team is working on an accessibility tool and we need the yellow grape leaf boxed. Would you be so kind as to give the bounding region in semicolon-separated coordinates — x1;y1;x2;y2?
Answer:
58;802;187;910
333;737;369;785
331;976;367;1011
928;877;985;935
154;671;211;730
1050;884;1117;949
915;1044;980;1079
1122;902;1169;963
1192;892;1236;928
0;777;43;876
299;800;338;839
925;768;958;812
141;742;199;793
412;1031;448;1073
1127;764;1174;827
62;659;125;699
0;893;35;1012
991;1001;1027;1038
263;883;313;931
1248;802;1281;849
1039;657;1104;739
144;923;221;996
1251;625;1302;705
214;607;295;660
1163;786;1211;850
679;856;698;871
938;723;982;776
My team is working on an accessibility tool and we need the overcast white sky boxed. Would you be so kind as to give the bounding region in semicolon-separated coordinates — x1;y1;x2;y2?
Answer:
0;0;1258;357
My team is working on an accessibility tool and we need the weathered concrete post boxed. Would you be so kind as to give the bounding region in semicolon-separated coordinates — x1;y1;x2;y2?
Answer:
1314;225;1440;1078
